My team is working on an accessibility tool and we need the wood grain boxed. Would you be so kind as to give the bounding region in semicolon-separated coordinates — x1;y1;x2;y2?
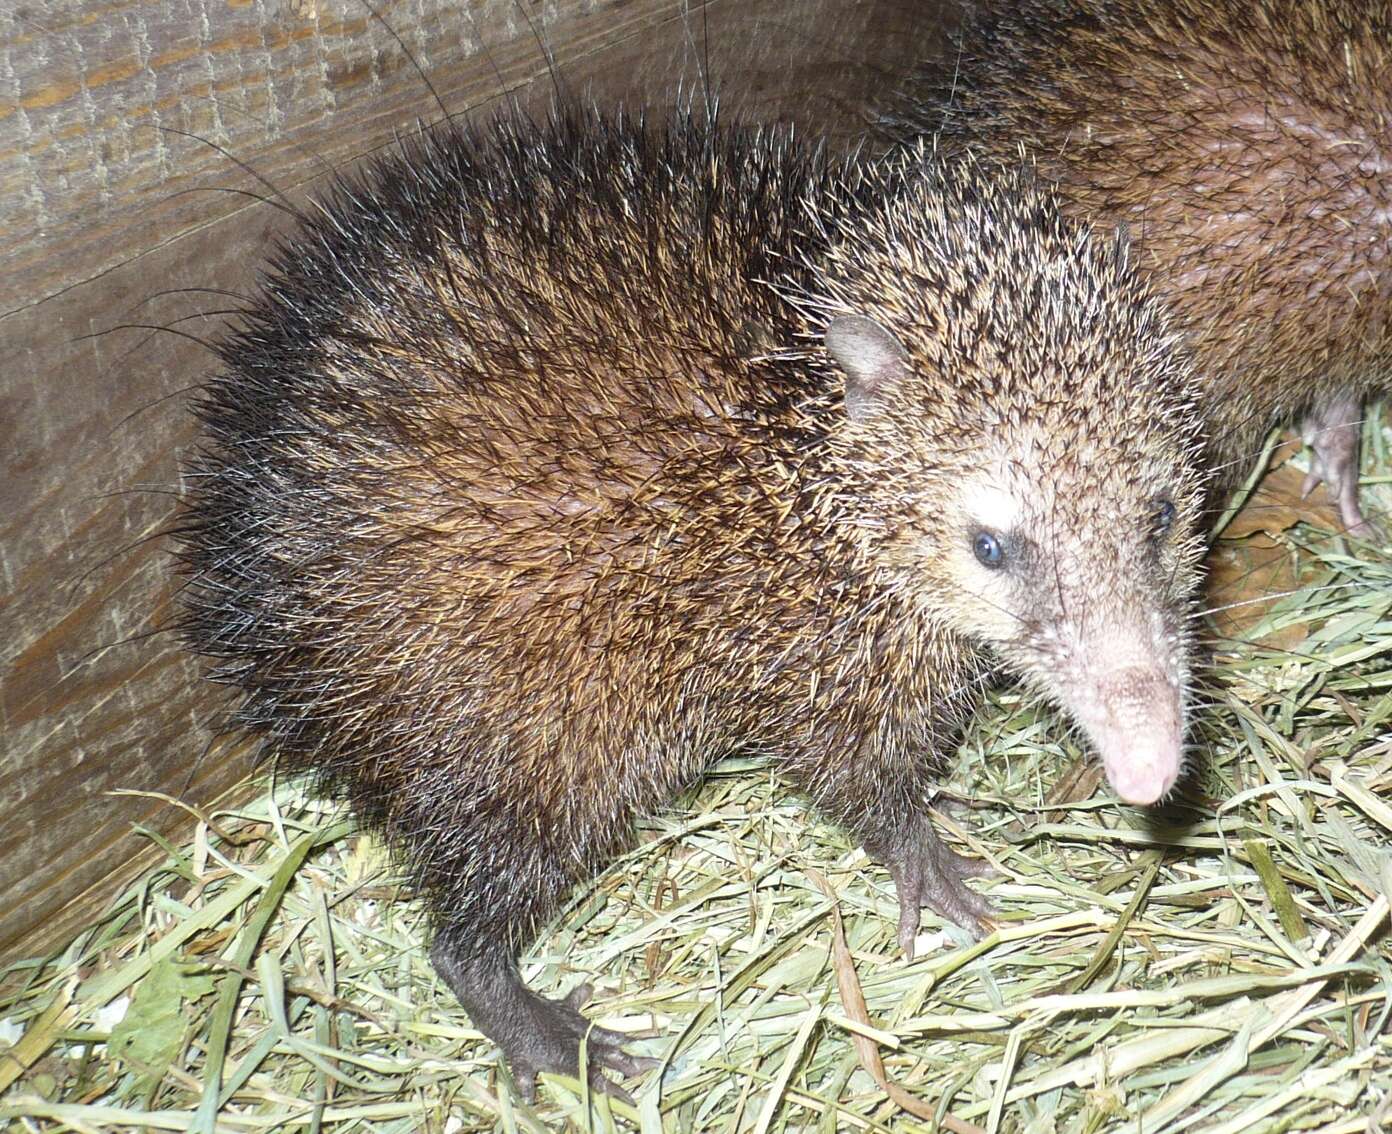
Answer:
0;0;954;964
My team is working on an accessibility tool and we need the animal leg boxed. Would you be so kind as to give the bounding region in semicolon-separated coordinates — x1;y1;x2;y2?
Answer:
431;933;657;1102
862;812;996;958
781;734;995;956
1301;390;1371;536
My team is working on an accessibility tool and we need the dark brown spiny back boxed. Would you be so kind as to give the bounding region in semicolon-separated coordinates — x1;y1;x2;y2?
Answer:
178;107;1207;960
887;0;1392;487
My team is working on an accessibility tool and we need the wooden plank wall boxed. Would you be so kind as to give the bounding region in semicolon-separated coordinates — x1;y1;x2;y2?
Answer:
0;0;952;965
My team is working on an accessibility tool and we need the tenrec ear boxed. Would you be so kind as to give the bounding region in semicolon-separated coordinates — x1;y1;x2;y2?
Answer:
824;314;910;421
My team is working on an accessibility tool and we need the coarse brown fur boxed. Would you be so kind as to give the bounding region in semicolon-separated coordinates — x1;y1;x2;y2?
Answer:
887;0;1392;530
176;106;1208;1094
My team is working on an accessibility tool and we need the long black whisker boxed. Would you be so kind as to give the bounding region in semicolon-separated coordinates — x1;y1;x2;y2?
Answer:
357;0;451;126
151;126;308;224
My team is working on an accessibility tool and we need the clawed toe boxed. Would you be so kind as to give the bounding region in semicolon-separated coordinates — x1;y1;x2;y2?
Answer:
1302;464;1372;536
581;1061;635;1105
941;843;998;880
434;941;654;1104
505;986;653;1103
596;1046;661;1079
1301;393;1373;537
868;817;997;959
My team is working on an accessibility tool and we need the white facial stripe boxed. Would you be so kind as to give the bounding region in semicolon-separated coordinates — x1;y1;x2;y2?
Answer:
960;480;1019;534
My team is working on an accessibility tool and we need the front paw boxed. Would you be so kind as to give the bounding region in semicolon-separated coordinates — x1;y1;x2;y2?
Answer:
1301;394;1374;537
867;817;996;958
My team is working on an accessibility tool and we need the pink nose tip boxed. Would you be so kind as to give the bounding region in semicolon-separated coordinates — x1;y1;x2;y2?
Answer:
1105;754;1178;805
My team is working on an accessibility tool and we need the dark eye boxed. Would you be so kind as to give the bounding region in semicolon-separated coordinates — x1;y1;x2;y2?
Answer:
1153;499;1177;535
973;531;1004;568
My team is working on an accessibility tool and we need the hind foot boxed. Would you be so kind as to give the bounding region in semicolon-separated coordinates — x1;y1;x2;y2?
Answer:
1301;392;1372;537
431;934;657;1102
865;814;996;958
